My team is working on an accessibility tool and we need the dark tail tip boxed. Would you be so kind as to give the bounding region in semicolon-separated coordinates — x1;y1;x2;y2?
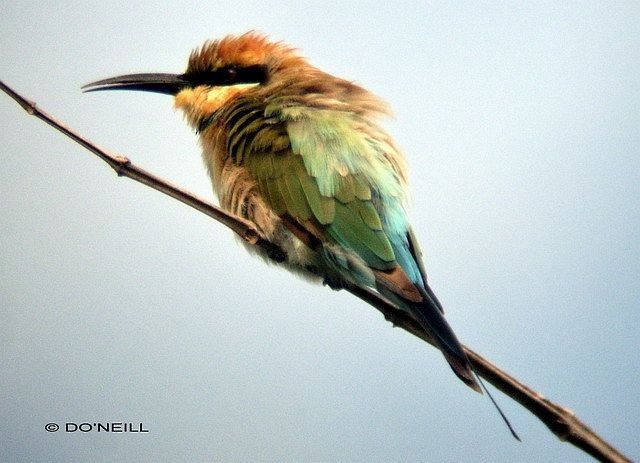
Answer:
444;351;482;393
410;288;481;392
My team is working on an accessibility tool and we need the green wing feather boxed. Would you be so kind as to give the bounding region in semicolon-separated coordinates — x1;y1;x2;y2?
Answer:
228;101;397;271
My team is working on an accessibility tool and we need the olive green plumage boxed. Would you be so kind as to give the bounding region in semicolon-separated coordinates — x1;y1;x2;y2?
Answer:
226;98;398;272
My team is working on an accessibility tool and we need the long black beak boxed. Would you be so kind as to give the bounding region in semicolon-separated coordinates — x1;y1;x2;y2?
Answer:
82;73;189;95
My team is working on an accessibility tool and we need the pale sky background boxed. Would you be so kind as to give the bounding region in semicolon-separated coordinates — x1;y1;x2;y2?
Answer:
1;1;638;462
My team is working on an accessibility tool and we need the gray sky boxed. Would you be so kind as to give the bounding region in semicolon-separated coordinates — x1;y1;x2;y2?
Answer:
1;1;638;462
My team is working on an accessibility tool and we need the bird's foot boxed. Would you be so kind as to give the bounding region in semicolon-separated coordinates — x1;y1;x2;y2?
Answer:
322;276;345;291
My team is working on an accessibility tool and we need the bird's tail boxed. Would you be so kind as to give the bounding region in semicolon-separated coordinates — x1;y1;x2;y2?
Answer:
408;286;480;392
373;267;480;392
374;266;521;438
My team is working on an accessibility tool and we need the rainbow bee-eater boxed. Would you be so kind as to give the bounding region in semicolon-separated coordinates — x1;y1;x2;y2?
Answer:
84;32;480;392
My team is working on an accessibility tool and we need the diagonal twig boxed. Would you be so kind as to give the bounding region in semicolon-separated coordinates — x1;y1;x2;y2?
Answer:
1;80;631;463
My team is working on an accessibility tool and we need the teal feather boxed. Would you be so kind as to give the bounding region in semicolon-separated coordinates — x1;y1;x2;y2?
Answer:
234;100;423;283
389;233;424;289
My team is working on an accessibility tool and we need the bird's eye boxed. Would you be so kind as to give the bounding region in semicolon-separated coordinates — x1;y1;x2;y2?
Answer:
223;66;237;81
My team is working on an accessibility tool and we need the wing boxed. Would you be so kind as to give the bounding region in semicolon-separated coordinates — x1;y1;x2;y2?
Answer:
407;226;444;313
224;99;478;390
227;102;402;274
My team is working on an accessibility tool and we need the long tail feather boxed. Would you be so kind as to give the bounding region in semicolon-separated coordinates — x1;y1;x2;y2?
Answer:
474;371;521;440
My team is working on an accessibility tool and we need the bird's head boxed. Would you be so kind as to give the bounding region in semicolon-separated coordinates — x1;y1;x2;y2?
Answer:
83;32;307;129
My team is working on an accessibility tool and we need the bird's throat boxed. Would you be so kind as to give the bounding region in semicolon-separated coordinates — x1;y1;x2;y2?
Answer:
174;83;259;130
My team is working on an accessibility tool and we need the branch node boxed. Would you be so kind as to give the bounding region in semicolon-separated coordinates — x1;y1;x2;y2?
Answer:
25;100;36;115
238;227;260;245
112;155;131;176
550;418;572;441
1;80;37;114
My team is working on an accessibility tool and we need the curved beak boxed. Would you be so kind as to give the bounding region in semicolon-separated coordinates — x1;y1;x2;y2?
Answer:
82;73;189;95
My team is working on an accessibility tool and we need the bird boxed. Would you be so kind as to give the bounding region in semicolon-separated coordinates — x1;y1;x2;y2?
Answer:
84;32;481;392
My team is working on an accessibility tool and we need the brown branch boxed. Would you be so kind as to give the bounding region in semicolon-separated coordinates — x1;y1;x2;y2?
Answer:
1;80;631;463
349;285;629;462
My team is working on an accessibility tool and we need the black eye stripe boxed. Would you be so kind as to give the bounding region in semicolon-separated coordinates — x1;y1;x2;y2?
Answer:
185;64;268;86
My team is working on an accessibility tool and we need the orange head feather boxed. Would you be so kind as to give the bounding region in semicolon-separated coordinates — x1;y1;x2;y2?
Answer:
186;31;307;74
175;32;310;127
170;32;387;131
